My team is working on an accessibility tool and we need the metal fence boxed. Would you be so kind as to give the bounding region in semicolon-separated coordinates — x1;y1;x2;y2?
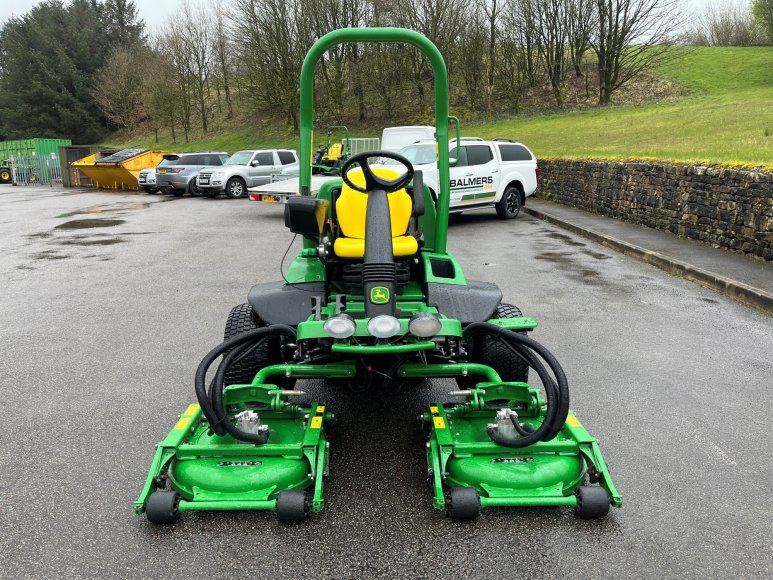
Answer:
8;154;63;186
349;138;380;156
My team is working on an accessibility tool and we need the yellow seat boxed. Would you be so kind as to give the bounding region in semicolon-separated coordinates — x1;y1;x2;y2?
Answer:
333;167;417;259
324;143;343;162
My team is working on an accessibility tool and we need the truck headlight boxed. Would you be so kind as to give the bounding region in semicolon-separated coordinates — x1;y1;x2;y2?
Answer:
408;312;441;337
323;313;356;339
367;315;401;338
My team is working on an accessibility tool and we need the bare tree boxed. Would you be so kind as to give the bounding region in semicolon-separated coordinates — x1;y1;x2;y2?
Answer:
397;0;466;114
180;1;212;132
690;0;768;46
497;2;532;113
159;27;193;141
481;0;506;117
457;9;488;109
212;0;233;118
92;46;146;132
230;0;312;130
535;0;569;106
590;0;683;105
567;0;595;76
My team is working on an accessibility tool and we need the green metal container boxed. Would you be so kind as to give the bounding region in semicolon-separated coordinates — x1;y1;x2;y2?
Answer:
0;138;72;161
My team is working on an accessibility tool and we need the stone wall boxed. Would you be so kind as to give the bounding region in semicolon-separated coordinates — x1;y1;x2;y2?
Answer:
538;160;773;261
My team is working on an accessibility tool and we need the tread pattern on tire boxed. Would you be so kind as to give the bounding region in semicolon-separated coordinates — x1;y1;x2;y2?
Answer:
459;303;530;387
223;303;271;386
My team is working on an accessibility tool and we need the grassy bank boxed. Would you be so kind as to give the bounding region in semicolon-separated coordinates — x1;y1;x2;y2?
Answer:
111;47;773;167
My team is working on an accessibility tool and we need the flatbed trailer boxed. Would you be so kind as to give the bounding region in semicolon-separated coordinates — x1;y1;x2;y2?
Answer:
248;175;338;203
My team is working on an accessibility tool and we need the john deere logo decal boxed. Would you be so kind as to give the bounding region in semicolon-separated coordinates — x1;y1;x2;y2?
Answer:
370;287;390;304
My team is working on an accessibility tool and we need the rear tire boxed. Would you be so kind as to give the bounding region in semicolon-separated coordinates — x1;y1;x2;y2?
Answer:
458;303;530;388
225;177;247;199
495;185;522;219
0;168;11;183
188;179;204;196
223;303;294;388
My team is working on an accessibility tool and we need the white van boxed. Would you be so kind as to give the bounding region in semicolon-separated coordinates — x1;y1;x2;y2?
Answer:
380;126;435;153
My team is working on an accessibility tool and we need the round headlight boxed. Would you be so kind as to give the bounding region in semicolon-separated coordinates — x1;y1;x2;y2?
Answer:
408;312;441;337
367;315;401;339
323;313;356;339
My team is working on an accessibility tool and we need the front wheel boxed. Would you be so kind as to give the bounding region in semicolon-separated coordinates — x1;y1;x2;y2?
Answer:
225;177;247;199
495;185;522;219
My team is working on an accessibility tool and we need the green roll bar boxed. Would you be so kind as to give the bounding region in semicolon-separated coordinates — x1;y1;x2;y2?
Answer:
326;125;351;156
299;27;451;255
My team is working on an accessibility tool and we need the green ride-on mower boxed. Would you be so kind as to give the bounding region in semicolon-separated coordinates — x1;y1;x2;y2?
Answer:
135;27;621;524
312;125;351;176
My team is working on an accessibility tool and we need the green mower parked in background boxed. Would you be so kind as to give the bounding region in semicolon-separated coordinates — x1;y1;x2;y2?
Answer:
312;125;351;176
136;27;621;524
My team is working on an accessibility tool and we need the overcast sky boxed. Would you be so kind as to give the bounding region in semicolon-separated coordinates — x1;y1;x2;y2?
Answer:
0;0;716;30
1;0;717;29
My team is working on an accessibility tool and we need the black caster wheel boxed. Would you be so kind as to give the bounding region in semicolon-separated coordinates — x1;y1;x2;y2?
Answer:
447;487;481;520
574;486;610;519
145;491;181;524
276;491;310;522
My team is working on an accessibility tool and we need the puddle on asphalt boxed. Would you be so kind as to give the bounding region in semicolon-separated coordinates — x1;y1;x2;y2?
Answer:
32;250;69;260
58;238;125;246
543;231;587;247
56;201;153;218
582;249;612;260
55;218;126;230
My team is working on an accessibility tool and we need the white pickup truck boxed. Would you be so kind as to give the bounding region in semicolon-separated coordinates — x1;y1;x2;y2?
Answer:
388;138;539;219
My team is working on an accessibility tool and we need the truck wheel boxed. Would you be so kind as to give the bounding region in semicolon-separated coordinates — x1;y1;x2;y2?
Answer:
495;185;522;219
223;303;295;388
225;177;247;199
458;303;530;388
0;168;11;183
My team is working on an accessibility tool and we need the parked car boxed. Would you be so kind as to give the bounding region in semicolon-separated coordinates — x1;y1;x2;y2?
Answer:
138;167;160;193
386;138;538;219
155;152;228;196
197;149;299;199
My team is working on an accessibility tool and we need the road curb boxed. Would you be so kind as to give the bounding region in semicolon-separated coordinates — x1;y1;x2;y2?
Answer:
523;206;773;315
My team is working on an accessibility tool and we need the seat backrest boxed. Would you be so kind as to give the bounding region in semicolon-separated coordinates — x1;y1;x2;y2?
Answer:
336;167;413;240
325;143;343;162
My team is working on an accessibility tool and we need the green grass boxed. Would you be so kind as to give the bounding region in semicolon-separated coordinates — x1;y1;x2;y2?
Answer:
471;47;773;167
112;47;773;167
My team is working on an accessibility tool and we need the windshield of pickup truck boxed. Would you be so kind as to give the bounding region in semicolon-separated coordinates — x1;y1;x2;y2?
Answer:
225;151;254;166
385;144;436;166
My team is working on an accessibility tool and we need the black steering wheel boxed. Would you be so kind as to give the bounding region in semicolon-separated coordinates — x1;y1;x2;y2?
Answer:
340;151;414;194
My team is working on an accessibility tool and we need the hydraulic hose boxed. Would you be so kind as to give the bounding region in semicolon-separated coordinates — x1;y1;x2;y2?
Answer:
463;323;570;447
194;325;296;444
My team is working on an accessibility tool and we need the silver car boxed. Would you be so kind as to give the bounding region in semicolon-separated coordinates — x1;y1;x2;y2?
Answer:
155;152;228;196
197;149;298;199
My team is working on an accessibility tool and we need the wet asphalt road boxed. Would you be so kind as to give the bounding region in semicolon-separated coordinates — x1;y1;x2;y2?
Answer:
0;185;771;579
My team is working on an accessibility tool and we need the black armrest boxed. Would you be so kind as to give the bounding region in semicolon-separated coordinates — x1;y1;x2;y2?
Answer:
411;170;425;217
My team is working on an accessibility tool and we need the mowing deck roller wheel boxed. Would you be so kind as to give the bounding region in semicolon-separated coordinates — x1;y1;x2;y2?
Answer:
574;486;610;519
446;487;481;520
276;491;311;522
145;491;181;524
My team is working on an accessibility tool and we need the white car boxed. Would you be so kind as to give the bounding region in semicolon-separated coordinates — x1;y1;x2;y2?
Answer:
386;139;539;219
138;167;159;194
